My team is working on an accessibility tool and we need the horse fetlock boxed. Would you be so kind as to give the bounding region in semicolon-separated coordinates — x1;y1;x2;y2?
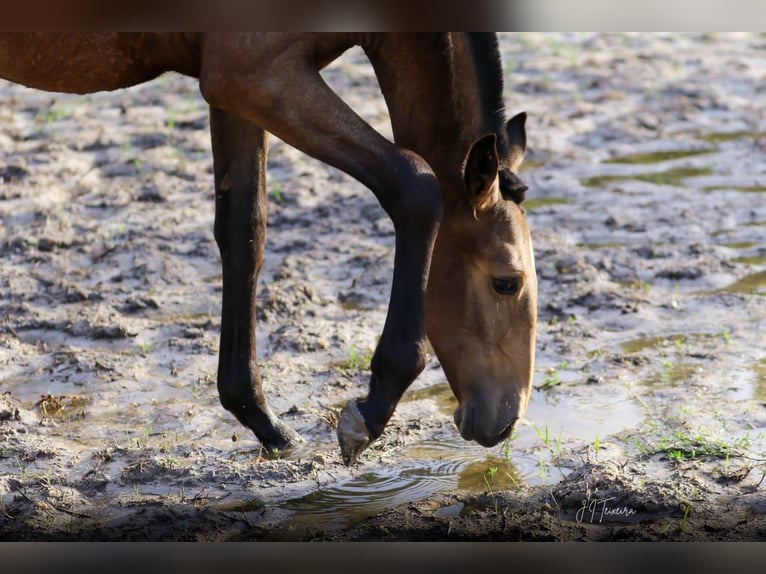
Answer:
337;398;375;466
218;388;302;451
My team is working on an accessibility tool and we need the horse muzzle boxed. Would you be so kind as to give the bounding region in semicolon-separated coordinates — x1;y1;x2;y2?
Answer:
453;402;521;447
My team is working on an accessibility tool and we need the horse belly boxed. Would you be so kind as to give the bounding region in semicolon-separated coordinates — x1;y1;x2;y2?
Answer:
0;33;168;94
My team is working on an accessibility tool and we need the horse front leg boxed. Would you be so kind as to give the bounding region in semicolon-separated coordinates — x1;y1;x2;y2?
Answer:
209;106;302;453
336;201;441;464
200;36;442;464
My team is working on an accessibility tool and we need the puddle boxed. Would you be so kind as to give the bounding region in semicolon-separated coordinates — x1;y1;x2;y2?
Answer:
643;361;701;386
402;381;457;417
269;376;644;538
721;358;766;402
703;186;766;193
523;197;570;210
618;332;718;355
616;333;766;401
581;166;714;188
272;463;466;538
577;241;629;249
520;157;548;170
754;359;766;402
716;270;766;295
720;241;759;250
603;149;715;164
0;349;214;446
732;255;766;266
700;131;765;144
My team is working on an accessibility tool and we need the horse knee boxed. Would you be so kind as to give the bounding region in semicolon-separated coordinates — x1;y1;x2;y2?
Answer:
384;152;443;231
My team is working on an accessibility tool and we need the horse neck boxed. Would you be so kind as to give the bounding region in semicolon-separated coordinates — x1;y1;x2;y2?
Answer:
362;33;507;190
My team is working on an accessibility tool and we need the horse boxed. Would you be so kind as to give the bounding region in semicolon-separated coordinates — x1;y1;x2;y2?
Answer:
0;33;537;466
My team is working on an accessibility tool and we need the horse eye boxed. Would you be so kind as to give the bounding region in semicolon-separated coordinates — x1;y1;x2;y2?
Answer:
492;277;521;296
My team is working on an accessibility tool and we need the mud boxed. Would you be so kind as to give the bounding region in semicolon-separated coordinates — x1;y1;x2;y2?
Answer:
1;33;765;541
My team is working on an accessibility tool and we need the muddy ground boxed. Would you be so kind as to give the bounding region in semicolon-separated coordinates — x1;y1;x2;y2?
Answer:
1;33;765;541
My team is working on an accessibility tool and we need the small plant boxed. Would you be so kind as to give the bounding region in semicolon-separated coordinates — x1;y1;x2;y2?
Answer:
483;466;500;513
667;449;684;463
534;425;550;448
159;454;178;469
338;344;373;373
536;450;548;480
505;471;520;489
500;430;519;460
587;348;603;360
680;502;692;532
15;456;28;481
659;360;675;385
133;427;152;449
34;105;70;124
539;368;561;390
262;362;273;383
534;425;564;461
485;465;498;484
593;435;600;460
633;424;753;464
680;487;698;533
271;181;282;203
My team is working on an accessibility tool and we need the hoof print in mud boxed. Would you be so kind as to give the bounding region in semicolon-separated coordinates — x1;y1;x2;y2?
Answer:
337;399;373;466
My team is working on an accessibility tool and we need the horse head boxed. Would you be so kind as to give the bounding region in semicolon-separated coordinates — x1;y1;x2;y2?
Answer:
426;111;537;447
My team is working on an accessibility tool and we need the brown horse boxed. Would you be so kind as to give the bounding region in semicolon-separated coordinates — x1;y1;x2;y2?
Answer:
0;33;537;465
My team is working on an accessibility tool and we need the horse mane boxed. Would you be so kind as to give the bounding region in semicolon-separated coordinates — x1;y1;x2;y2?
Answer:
461;33;509;155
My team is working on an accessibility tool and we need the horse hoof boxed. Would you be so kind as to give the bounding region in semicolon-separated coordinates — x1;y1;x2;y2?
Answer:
262;421;303;455
337;399;373;466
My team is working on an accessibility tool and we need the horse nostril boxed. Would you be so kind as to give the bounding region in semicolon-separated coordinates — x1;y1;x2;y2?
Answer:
454;404;476;440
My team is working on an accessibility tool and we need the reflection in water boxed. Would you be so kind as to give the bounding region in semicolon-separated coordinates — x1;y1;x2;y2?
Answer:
269;439;525;539
270;378;645;539
456;456;522;492
271;459;472;539
754;359;766;403
644;362;701;387
401;381;456;416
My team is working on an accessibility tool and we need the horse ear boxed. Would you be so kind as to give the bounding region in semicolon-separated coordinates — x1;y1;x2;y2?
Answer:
464;133;499;213
506;111;527;172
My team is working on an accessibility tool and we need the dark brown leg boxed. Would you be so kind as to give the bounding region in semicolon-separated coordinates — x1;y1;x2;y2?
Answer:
201;36;442;464
209;106;301;453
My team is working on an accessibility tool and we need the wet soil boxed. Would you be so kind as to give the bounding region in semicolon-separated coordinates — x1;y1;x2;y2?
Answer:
1;33;765;541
